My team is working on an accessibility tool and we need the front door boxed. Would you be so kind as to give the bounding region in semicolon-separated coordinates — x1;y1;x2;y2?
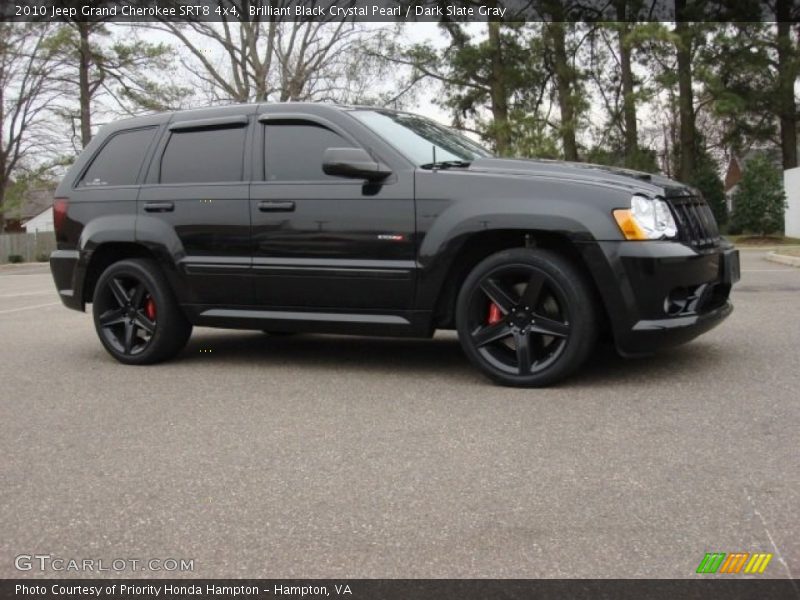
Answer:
250;116;415;311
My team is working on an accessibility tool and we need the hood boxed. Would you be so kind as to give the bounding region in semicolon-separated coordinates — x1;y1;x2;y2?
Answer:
466;158;695;198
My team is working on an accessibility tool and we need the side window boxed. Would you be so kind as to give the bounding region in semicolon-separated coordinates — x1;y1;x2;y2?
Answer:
264;121;357;182
160;126;246;184
79;127;157;187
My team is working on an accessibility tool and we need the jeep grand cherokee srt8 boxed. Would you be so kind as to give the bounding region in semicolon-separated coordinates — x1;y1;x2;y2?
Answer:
50;103;740;386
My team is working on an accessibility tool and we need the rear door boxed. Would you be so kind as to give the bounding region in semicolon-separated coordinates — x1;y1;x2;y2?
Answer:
250;113;416;311
138;111;254;306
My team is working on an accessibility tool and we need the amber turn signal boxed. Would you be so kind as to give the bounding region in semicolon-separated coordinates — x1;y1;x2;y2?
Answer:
613;209;648;241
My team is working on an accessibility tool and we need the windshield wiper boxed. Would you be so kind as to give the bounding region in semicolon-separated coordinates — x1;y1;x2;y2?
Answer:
420;160;471;170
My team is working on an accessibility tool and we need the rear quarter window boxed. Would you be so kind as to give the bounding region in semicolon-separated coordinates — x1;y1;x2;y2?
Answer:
79;127;157;187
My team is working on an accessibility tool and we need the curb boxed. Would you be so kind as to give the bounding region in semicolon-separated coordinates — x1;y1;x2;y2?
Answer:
736;244;800;251
0;262;50;272
765;251;800;268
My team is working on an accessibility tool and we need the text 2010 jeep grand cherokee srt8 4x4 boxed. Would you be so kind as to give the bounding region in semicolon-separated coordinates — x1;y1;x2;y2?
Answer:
49;103;740;387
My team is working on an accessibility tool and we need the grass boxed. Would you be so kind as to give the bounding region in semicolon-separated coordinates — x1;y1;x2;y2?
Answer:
774;248;800;257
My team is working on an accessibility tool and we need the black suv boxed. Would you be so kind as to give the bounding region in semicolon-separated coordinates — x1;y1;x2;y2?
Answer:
50;103;739;386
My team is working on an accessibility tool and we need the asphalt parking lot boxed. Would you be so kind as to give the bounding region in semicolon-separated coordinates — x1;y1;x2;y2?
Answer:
1;249;798;579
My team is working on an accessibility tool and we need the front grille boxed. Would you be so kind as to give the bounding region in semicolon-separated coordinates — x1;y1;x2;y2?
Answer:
667;196;720;248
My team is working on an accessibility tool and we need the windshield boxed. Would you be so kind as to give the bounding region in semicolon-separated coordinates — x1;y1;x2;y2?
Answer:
351;109;492;166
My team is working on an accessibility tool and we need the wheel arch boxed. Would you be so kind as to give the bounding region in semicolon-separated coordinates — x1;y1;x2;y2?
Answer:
79;214;185;305
429;228;613;341
82;242;160;304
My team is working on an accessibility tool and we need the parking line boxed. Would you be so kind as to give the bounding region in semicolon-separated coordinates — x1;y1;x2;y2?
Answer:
0;291;54;298
0;302;61;315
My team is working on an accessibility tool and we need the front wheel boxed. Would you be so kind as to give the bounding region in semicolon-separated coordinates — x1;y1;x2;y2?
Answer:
92;259;192;365
455;248;597;387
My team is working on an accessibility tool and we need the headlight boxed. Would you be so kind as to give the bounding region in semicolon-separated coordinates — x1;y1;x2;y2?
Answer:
613;194;678;240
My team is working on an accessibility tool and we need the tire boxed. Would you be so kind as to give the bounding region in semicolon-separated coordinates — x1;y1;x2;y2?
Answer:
92;259;192;365
455;248;597;387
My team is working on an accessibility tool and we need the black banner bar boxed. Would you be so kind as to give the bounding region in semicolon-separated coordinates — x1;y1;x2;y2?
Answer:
0;0;791;23
2;579;800;600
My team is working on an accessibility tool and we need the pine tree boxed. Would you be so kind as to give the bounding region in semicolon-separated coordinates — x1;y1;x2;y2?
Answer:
689;148;727;225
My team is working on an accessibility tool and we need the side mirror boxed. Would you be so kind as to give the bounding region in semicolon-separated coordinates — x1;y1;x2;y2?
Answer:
323;148;392;181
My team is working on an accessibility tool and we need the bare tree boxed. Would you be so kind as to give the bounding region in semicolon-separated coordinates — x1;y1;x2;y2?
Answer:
0;23;65;231
148;18;278;103
147;6;396;106
274;21;388;103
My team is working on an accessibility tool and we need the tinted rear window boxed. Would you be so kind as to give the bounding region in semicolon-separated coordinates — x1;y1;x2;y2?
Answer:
264;122;356;181
160;126;246;184
79;127;157;187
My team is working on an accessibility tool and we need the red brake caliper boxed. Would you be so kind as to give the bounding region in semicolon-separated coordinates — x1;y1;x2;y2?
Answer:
144;296;157;321
487;302;503;325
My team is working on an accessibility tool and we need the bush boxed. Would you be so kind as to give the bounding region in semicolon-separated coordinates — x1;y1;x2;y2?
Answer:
36;253;49;262
7;254;24;264
730;154;786;236
725;221;743;236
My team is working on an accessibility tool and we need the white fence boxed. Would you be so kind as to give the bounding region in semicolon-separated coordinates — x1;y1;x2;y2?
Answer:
785;167;800;238
0;232;56;264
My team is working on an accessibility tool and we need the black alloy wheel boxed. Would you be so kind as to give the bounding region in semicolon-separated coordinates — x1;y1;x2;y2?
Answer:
93;259;192;365
456;248;597;387
96;275;157;356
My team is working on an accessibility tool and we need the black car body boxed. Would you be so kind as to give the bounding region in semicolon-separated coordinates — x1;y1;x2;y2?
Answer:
50;103;739;386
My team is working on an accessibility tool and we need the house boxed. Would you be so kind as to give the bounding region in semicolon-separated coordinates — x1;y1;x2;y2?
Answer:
22;206;54;233
3;187;55;233
723;147;784;215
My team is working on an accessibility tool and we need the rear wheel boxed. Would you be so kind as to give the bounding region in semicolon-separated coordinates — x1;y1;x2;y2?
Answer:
92;259;192;365
456;248;597;387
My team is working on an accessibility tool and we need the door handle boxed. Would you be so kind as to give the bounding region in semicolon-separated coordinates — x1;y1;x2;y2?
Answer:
258;200;295;212
143;201;174;213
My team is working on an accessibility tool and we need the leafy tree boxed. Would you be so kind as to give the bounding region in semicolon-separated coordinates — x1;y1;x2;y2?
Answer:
730;154;786;236
536;3;589;161
698;19;799;172
671;4;704;182
774;0;799;169
507;110;562;159
387;22;550;156
689;149;727;225
586;15;667;171
585;145;659;173
48;23;188;150
387;20;592;160
695;24;776;159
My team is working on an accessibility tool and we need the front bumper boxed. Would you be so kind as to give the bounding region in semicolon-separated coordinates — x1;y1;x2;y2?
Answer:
619;300;733;356
581;240;739;357
50;249;84;311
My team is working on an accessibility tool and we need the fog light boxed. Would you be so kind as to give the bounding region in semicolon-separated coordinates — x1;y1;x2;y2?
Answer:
664;288;689;315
